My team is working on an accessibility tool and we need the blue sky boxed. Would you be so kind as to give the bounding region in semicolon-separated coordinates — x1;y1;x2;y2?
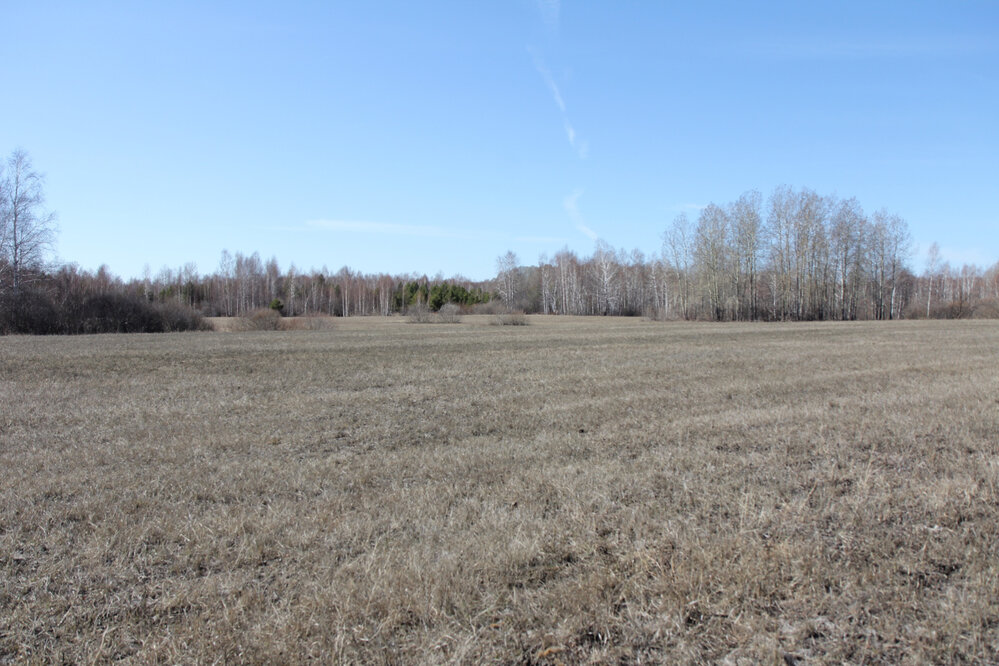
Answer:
2;1;997;280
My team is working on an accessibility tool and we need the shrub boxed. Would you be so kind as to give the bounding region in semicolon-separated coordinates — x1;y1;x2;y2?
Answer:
971;298;999;319
78;293;165;333
406;303;435;324
157;302;209;331
0;288;61;334
75;295;207;333
471;301;506;316
407;303;463;324
931;301;970;319
0;290;209;335
492;311;529;326
437;303;462;324
242;308;282;331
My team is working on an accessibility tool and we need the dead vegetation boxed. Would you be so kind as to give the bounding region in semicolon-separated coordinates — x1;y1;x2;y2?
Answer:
1;318;998;663
406;303;462;325
208;314;337;332
491;310;529;326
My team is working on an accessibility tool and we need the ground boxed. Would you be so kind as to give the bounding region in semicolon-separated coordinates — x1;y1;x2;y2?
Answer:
2;317;998;663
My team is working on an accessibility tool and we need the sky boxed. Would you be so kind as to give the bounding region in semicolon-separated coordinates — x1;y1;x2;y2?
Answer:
2;1;997;281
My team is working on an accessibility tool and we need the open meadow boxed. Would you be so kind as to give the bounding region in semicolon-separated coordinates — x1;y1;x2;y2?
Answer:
2;317;998;663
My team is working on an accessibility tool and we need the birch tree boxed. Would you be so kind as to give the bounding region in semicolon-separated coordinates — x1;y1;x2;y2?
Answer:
767;186;796;320
730;190;763;320
0;150;57;296
496;251;519;308
885;212;912;319
591;240;618;315
868;211;890;319
829;198;865;320
694;204;730;320
924;242;940;317
664;213;693;319
539;254;554;315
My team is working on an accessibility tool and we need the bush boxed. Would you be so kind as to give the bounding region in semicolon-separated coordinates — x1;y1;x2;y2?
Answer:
471;301;506;315
241;308;282;331
406;303;434;324
972;298;999;319
78;293;166;333
0;290;209;335
407;302;462;324
437;303;462;324
931;301;970;319
491;311;529;326
0;289;61;334
157;302;209;331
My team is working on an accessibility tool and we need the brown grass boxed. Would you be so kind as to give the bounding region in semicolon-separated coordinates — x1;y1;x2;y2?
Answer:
2;318;998;663
208;315;338;332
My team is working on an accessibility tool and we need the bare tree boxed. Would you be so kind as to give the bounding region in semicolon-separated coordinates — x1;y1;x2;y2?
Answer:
538;253;554;315
885;212;912;319
649;254;670;318
590;240;619;315
985;261;999;300
376;274;394;316
0;149;58;296
694;204;729;320
924;242;941;317
554;247;579;314
496;251;519;308
623;248;648;316
265;256;281;306
218;250;235;316
286;263;298;315
730;190;764;320
829;198;865;320
766;186;796;320
867;211;891;319
664;213;694;319
793;189;830;320
865;209;910;319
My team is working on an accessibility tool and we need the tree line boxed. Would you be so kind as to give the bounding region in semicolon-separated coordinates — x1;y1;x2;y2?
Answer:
3;148;998;333
121;253;492;318
502;187;999;321
1;253;496;333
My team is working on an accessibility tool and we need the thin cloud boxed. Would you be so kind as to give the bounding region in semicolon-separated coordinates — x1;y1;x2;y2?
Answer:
563;189;583;220
563;189;599;240
530;49;565;112
529;47;587;159
535;0;560;30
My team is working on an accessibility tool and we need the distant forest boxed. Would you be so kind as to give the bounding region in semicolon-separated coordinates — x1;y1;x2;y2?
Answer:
2;153;998;334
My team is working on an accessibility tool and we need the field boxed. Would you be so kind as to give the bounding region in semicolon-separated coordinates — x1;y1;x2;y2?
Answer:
2;317;998;663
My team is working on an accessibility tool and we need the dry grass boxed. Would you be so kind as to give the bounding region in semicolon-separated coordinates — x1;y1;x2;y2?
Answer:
2;318;998;663
208;315;338;332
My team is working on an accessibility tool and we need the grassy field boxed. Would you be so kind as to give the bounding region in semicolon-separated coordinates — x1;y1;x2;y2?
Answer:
2;317;998;663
